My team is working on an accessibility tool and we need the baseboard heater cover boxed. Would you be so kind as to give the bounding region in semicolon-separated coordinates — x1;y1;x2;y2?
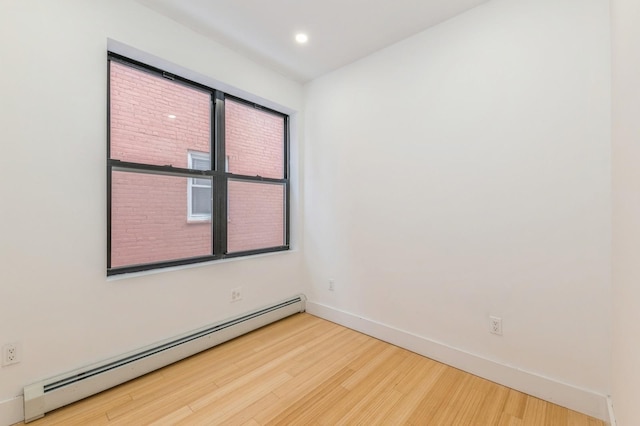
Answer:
23;294;306;423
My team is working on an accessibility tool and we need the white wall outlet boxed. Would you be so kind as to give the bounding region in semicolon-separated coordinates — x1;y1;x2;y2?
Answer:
489;316;503;336
329;279;335;291
230;287;243;302
2;342;21;366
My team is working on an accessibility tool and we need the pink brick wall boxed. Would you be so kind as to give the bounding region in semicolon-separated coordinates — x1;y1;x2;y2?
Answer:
111;172;212;267
225;99;284;179
110;62;285;268
110;61;211;168
225;100;285;252
227;180;285;253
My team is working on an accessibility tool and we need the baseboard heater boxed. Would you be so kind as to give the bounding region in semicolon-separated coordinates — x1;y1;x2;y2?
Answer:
23;294;306;423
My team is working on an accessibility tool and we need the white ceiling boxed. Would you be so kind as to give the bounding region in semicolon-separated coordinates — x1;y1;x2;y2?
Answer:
136;0;489;82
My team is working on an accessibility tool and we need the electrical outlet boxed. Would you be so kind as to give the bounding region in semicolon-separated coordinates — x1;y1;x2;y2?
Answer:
489;316;503;336
329;279;335;291
231;287;243;302
2;342;21;366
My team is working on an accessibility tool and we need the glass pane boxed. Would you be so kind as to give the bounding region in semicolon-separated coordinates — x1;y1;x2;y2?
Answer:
192;157;209;170
193;178;210;186
111;171;212;268
227;180;285;253
192;186;212;216
110;61;211;167
225;99;285;179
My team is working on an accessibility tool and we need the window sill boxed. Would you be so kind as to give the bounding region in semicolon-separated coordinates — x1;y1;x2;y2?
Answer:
187;218;211;224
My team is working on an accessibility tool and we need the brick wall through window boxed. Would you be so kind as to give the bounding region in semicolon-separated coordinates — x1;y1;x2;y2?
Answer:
109;61;286;269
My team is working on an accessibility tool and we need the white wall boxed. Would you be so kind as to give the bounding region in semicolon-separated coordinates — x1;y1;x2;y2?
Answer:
304;0;611;415
611;0;640;424
0;1;304;422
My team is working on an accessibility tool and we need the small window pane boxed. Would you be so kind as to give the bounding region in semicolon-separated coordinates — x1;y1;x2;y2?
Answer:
192;177;210;186
191;156;210;171
225;99;284;179
227;180;285;253
111;171;212;268
192;186;212;216
110;61;211;167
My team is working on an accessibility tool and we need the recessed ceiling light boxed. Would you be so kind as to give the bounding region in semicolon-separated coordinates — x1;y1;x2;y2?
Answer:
295;33;308;44
167;114;177;119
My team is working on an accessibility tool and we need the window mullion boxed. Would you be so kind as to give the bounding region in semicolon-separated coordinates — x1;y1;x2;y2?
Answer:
107;164;113;269
213;91;227;257
109;160;212;179
284;115;290;247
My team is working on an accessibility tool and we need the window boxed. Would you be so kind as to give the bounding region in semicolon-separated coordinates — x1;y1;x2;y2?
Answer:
187;152;212;221
107;53;289;275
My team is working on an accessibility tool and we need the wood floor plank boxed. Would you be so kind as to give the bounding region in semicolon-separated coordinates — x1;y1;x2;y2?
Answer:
177;372;291;425
221;392;280;425
546;401;569;425
244;314;333;354
406;366;468;424
346;388;404;426
498;412;525;425
213;321;335;387
380;357;448;424
340;344;407;390
283;327;367;377
260;367;354;425
522;396;548;426
567;408;604;426
320;349;413;425
105;378;218;424
448;379;494;425
427;372;478;424
504;388;529;419
147;406;193;426
17;313;606;426
331;369;404;425
473;382;511;425
272;330;377;401
188;362;296;412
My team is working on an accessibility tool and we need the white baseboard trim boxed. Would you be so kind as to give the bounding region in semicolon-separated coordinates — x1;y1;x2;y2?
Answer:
0;396;24;426
607;396;617;426
306;301;609;422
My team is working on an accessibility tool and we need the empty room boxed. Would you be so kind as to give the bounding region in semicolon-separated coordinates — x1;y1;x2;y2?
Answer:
0;0;638;425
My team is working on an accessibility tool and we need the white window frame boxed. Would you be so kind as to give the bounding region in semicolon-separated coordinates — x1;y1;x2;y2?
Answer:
187;151;212;221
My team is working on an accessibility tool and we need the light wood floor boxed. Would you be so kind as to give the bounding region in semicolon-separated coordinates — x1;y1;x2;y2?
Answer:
18;313;605;426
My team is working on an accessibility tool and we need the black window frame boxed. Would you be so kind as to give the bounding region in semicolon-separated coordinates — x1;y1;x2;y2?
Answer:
107;53;290;276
